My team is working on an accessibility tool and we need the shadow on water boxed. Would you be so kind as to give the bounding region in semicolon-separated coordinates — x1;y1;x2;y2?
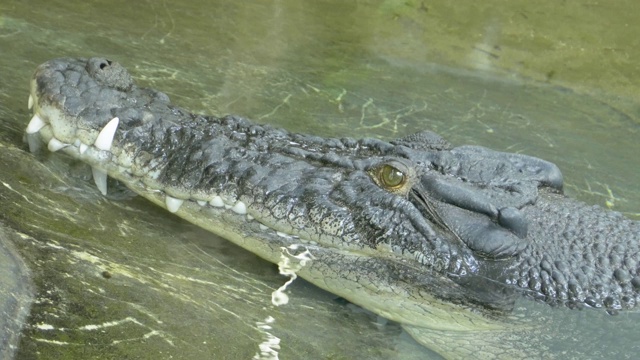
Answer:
0;0;639;359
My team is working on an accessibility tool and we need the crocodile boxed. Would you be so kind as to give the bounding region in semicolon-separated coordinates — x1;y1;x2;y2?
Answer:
24;57;640;358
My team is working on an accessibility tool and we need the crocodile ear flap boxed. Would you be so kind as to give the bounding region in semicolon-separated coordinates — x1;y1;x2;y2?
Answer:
437;203;529;259
462;220;529;259
391;130;451;151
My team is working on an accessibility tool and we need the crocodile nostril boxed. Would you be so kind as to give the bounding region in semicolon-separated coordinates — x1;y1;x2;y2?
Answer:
99;60;112;70
86;57;133;91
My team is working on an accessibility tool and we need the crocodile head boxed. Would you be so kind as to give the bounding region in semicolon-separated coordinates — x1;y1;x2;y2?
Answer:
25;57;640;355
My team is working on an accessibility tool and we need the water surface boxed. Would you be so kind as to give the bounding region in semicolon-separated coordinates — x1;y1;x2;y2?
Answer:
0;1;638;359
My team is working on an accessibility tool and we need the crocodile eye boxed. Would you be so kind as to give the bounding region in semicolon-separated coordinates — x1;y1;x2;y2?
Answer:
368;160;415;195
379;164;406;189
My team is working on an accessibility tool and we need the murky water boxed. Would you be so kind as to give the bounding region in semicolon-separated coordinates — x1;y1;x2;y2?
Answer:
1;1;639;359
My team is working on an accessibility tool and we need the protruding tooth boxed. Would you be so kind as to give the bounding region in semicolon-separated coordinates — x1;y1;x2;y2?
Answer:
166;196;184;213
230;201;247;215
209;196;224;208
26;114;47;134
259;224;268;231
92;167;108;195
94;117;119;151
28;95;34;110
79;143;88;154
196;200;207;206
47;138;68;152
246;214;254;221
26;134;42;153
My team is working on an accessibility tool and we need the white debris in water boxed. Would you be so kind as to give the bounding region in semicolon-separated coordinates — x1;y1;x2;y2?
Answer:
253;316;280;360
36;323;55;330
271;245;313;306
251;246;313;359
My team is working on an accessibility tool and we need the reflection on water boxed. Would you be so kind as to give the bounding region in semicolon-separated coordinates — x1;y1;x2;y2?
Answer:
0;0;639;359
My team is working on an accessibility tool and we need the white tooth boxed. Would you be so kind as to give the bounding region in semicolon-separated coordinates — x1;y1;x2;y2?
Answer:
246;214;254;221
47;138;68;152
231;201;247;215
28;95;34;110
259;224;268;231
26;114;47;134
166;196;183;213
92;167;108;195
276;231;291;239
94;117;119;151
79;143;88;154
209;196;224;208
196;200;207;206
26;133;42;153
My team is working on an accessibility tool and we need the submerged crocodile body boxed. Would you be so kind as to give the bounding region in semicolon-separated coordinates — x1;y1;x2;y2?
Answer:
25;57;640;358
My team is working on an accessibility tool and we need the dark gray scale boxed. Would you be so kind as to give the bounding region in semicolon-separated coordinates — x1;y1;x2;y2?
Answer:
391;130;452;151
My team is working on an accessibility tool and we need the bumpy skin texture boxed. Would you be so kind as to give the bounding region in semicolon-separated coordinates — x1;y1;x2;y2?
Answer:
30;57;640;315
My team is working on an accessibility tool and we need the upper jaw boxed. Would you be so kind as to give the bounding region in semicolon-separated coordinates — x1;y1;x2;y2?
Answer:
24;57;553;275
24;59;360;253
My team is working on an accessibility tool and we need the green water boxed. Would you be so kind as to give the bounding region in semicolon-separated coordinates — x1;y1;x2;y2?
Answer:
0;1;638;359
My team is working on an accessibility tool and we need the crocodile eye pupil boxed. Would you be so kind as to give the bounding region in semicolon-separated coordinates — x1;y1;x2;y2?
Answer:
380;165;405;188
368;161;414;194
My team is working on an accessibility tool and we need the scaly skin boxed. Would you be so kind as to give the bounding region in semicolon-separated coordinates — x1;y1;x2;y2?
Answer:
25;57;640;358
